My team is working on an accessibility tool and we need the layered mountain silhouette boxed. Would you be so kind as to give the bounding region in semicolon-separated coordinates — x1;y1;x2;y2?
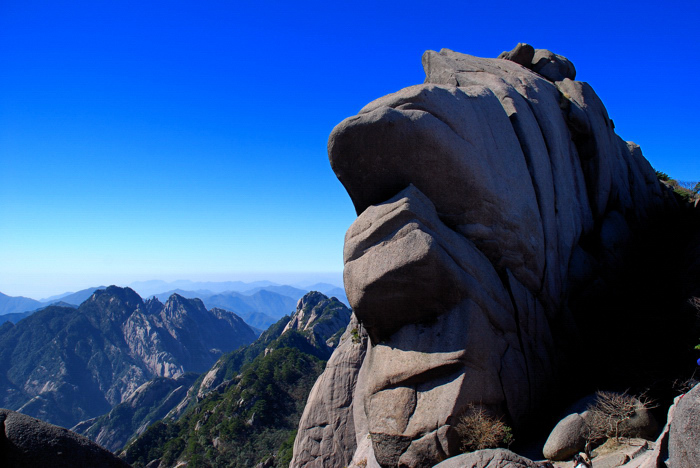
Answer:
0;292;43;316
0;281;349;331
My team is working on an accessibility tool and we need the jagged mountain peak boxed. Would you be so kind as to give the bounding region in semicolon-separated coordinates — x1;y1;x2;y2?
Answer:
161;293;208;320
82;285;143;311
143;296;164;315
284;291;351;346
78;285;144;326
88;285;142;304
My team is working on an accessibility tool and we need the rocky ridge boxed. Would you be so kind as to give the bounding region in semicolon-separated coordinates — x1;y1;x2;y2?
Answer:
291;44;690;467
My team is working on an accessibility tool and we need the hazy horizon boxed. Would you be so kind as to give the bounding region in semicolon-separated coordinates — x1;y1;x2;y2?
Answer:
2;1;698;300
1;271;345;301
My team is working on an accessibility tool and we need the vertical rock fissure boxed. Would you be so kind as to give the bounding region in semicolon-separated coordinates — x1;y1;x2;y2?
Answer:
500;270;533;411
496;343;511;420
505;109;551;293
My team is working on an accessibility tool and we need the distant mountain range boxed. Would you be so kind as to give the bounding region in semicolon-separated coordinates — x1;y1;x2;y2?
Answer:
0;287;105;316
40;286;106;304
128;280;278;298
0;286;257;429
0;291;44;315
0;280;349;331
0;301;77;325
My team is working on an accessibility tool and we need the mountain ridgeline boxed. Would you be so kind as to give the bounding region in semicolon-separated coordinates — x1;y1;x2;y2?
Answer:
0;286;257;429
119;291;352;467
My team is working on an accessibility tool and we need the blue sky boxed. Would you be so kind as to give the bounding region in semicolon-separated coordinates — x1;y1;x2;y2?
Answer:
1;0;698;299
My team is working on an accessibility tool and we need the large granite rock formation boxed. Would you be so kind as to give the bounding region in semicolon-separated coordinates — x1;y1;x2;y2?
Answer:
291;44;679;468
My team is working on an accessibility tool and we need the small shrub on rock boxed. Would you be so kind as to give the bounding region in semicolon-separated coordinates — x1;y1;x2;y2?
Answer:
455;406;513;452
585;391;655;443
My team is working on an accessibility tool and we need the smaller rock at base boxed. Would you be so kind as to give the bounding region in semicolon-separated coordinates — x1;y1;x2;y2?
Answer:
543;413;588;461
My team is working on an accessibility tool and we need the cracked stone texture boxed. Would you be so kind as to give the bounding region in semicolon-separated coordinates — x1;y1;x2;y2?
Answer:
291;45;675;468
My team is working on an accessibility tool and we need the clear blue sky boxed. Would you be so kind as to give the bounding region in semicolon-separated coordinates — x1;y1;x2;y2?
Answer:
1;0;698;299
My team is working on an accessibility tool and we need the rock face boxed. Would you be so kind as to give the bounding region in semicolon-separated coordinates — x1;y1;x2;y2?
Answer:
123;294;257;377
0;408;128;467
292;45;677;467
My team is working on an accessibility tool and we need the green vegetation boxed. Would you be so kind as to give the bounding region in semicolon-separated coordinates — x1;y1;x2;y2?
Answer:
122;348;324;467
655;169;699;204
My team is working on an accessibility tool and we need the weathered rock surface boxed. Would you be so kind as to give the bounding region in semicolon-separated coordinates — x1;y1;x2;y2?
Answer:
0;408;128;467
293;45;676;467
668;382;700;468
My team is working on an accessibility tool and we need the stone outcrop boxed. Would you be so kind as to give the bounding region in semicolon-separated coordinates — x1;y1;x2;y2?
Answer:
292;44;678;468
0;408;128;467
